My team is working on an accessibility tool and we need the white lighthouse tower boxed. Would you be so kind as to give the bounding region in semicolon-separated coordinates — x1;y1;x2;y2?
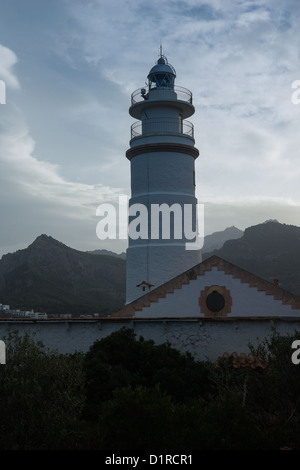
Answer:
126;50;201;304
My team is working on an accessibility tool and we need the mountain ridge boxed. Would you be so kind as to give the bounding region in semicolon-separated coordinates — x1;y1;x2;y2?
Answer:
202;225;243;252
1;221;300;315
202;221;300;296
0;234;126;316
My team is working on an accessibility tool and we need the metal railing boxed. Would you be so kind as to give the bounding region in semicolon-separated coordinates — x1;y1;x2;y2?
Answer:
131;118;194;140
131;85;193;106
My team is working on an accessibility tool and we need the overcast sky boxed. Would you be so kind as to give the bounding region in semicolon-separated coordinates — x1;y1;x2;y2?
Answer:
0;0;300;258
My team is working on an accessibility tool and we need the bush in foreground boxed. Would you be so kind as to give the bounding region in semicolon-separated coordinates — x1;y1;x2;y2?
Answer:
1;327;300;450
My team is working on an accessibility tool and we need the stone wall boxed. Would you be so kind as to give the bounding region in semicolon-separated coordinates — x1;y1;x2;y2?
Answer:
1;316;300;362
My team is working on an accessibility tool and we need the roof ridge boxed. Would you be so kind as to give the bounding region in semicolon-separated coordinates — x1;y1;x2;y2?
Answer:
214;256;300;309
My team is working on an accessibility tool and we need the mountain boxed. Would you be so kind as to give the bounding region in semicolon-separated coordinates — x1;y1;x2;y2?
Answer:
88;228;244;260
0;235;126;316
202;226;244;253
202;220;300;296
1;221;300;316
87;249;126;259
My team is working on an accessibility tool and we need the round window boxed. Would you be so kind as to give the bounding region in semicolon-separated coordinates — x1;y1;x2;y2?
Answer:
205;290;225;312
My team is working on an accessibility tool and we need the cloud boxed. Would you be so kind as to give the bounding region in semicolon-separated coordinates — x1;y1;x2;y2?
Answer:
30;0;300;209
202;198;300;236
1;0;300;258
0;44;126;257
0;44;20;90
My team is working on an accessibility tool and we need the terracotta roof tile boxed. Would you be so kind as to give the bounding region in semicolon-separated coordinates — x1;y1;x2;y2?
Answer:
216;352;268;370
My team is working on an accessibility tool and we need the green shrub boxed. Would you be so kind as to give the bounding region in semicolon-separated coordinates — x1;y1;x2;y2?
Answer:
83;327;211;421
0;330;85;450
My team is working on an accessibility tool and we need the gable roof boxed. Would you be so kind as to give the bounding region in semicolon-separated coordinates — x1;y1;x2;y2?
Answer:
110;255;300;318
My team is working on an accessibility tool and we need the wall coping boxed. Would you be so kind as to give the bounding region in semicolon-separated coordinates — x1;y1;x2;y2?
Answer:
0;316;300;324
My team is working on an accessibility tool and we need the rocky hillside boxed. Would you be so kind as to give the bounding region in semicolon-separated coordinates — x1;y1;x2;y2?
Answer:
87;249;126;259
203;220;300;296
1;221;300;316
0;235;126;316
202;225;243;253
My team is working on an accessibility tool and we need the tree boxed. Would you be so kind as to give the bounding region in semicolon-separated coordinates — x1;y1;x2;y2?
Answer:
0;330;85;450
83;327;211;420
98;385;177;450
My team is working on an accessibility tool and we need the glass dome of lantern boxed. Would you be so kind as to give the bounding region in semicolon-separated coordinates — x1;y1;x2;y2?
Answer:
147;54;176;90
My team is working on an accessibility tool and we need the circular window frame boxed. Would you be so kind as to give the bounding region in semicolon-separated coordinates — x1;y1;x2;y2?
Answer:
199;285;232;317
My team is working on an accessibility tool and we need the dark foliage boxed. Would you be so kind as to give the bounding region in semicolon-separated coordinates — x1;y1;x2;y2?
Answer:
1;327;300;450
83;327;211;420
0;330;85;450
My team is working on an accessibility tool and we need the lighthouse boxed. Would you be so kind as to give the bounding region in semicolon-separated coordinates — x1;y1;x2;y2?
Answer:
126;50;201;304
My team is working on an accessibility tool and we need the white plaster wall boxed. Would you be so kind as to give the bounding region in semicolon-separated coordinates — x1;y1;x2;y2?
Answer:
130;152;196;196
0;318;300;362
135;266;300;317
126;245;201;304
126;150;200;303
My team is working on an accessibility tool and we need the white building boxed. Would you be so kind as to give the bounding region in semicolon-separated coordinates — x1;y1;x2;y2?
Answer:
0;304;10;311
25;312;47;319
112;255;300;319
118;52;300;323
126;51;201;304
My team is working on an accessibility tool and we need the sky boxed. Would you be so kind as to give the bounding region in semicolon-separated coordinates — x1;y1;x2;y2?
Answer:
0;0;300;258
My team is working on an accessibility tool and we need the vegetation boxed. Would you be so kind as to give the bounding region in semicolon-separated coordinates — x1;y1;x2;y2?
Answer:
0;330;85;450
0;327;300;450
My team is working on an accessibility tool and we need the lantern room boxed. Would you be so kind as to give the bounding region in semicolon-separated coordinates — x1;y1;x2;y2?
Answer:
147;54;176;89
